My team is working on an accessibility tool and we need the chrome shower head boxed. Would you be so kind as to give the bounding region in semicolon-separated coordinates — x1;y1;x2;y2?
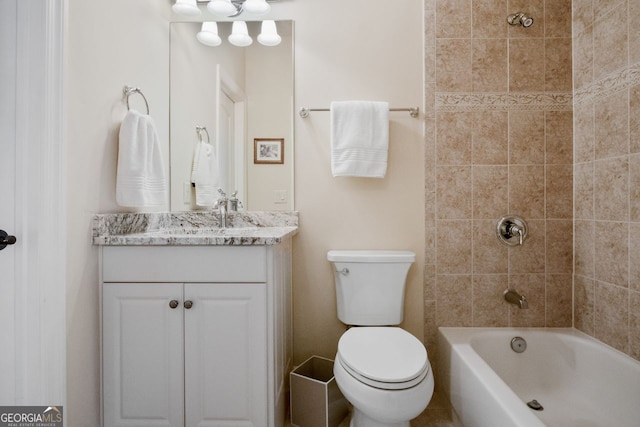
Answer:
507;12;534;28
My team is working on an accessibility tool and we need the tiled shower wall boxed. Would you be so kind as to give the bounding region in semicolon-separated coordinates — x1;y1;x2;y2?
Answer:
573;0;640;359
424;0;574;348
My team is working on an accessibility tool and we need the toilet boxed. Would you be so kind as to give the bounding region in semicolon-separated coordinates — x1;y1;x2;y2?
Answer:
327;250;434;427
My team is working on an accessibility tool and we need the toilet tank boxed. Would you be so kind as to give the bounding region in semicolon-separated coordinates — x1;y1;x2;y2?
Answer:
327;250;415;326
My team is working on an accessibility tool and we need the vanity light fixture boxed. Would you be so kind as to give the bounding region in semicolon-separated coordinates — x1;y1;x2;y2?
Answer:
228;21;253;47
198;0;273;17
196;22;222;46
172;0;201;16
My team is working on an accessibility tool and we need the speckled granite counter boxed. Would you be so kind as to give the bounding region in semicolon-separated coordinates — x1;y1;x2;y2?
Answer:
92;211;298;246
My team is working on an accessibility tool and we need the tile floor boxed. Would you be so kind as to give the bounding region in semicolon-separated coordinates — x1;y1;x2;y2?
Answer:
285;390;462;427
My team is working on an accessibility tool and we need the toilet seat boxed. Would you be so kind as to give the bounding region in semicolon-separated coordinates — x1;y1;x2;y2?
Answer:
337;327;429;390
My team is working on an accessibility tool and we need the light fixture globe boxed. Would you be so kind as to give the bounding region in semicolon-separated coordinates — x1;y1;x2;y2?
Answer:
207;0;237;16
228;21;253;47
242;0;270;15
196;22;222;46
257;20;281;46
172;0;201;16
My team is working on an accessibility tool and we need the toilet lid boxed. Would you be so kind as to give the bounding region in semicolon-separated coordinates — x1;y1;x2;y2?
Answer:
337;327;429;389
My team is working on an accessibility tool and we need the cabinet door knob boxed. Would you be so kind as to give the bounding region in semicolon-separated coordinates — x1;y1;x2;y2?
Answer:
183;300;193;309
169;300;179;309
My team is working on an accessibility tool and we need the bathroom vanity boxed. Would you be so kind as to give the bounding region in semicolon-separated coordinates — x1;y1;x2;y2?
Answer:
94;211;297;427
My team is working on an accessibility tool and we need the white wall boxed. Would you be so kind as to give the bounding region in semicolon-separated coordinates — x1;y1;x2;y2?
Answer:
65;0;423;424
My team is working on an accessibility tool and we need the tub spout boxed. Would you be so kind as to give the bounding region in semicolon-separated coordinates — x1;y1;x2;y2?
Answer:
504;289;528;309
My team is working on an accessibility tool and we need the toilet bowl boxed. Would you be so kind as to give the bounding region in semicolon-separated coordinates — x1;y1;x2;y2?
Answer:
328;250;434;426
333;327;434;427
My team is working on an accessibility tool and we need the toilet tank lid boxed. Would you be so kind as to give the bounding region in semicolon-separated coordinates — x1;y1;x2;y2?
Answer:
327;250;416;263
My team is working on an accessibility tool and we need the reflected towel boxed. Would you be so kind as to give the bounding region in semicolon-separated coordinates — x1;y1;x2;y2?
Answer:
190;141;218;207
116;110;168;207
330;101;389;178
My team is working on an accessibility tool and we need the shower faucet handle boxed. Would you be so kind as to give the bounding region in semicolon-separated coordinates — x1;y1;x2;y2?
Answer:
496;215;528;246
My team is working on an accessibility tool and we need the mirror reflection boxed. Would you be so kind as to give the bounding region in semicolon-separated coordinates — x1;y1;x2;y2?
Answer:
169;20;294;211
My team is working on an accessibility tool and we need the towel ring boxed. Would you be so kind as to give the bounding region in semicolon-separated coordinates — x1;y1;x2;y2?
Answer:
196;126;211;144
123;86;150;115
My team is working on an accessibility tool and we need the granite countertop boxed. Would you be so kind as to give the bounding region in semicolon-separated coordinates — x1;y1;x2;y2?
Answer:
92;211;298;246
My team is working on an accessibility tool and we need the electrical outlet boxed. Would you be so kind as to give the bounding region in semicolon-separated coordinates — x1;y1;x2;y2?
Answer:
274;190;287;204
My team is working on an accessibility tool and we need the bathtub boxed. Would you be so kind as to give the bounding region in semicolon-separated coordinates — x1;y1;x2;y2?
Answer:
437;327;640;427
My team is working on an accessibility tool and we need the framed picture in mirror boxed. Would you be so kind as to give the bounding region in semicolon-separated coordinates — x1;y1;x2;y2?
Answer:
254;138;284;164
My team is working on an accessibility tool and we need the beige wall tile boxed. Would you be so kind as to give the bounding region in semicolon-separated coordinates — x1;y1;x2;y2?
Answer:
545;274;572;327
546;164;573;219
594;221;629;287
437;221;472;274
595;281;629;354
545;0;572;37
473;166;508;219
509;274;545;326
594;157;629;221
424;263;436;301
509;110;545;164
473;111;509;164
574;162;594;220
572;0;593;37
472;274;509;326
545;38;572;91
509;219;545;273
473;219;508;273
574;102;594;163
593;0;626;20
546;220;573;274
573;25;594;89
423;300;438;348
629;291;640;360
509;165;545;218
575;275;595;335
630;0;640;64
631;155;640;221
594;91;629;160
425;45;436;85
593;3;628;81
437;166;472;219
630;85;640;154
437;39;473;92
509;38;545;91
629;224;640;293
545;110;573;164
436;275;472;326
472;39;508;92
436;112;473;165
436;0;471;38
574;220;595;278
472;0;507;38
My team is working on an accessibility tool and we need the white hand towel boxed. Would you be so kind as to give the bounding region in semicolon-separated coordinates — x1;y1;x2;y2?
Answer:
330;100;389;178
190;141;218;207
116;110;168;207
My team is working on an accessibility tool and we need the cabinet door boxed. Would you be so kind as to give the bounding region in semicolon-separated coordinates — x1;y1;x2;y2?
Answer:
103;283;184;427
184;283;267;427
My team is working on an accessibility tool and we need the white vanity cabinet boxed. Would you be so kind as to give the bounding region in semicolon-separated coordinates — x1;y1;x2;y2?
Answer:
100;242;292;427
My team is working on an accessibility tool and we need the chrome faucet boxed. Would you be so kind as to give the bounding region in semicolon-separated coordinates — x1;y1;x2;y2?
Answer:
214;188;229;228
504;289;528;309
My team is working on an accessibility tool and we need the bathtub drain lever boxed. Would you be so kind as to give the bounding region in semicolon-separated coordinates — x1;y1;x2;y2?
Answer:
527;400;544;411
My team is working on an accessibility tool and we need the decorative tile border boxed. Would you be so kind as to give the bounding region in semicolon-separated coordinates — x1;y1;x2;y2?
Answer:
436;92;573;112
574;63;640;105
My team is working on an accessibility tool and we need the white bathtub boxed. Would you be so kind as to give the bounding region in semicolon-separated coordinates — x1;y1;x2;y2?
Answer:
437;327;640;427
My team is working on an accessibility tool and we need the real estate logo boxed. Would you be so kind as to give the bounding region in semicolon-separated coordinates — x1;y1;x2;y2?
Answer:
0;406;63;427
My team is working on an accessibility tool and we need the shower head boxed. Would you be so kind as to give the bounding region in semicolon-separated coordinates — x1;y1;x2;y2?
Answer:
507;12;534;28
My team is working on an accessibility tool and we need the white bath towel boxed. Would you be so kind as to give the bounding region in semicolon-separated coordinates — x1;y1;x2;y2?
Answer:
116;110;168;207
330;100;389;178
190;141;218;207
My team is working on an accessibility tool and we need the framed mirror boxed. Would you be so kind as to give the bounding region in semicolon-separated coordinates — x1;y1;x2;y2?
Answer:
169;20;294;211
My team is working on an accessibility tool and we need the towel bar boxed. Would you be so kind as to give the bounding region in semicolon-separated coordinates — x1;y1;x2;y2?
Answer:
123;86;150;115
298;106;419;119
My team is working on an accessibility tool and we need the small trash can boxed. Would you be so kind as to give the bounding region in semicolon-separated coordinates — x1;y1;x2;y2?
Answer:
290;356;348;427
